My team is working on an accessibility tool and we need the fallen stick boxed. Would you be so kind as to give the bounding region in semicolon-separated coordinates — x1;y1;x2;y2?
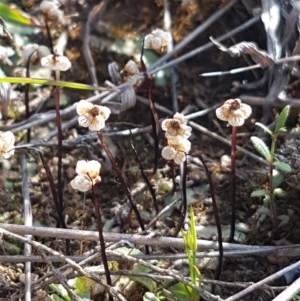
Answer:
1;224;300;255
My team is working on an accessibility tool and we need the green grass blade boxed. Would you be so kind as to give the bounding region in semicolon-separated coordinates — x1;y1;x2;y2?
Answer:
0;3;37;26
189;206;197;252
0;77;106;91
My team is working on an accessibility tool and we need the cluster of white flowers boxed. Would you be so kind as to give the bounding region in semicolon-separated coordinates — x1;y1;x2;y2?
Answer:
20;44;51;66
71;101;111;191
76;100;111;131
40;53;71;72
161;113;192;164
144;28;172;54
216;98;252;127
0;131;15;159
40;0;64;24
121;60;143;86
0;45;14;66
70;160;101;192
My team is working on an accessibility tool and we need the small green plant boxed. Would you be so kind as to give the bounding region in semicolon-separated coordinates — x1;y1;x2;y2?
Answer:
182;207;201;292
178;207;202;301
141;207;202;301
250;105;292;222
49;280;92;301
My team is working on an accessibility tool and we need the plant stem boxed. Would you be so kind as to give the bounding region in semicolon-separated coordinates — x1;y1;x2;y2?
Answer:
199;154;223;281
44;16;54;54
38;151;66;229
229;126;237;242
54;71;65;227
90;184;113;301
97;132;149;254
130;137;159;215
54;70;69;255
174;158;188;236
147;76;160;177
269;136;277;223
140;49;160;177
44;17;68;250
24;52;35;143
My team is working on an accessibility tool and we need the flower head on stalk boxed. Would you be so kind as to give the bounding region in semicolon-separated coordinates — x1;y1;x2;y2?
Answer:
161;112;192;165
144;28;172;54
162;136;191;164
40;53;71;72
20;44;51;66
40;0;64;24
76;100;111;131
70;160;101;192
216;98;252;126
162;112;191;139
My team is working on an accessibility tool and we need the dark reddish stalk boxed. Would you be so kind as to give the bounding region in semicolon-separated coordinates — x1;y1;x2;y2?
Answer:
174;158;187;237
90;182;113;300
38;151;66;229
54;85;65;228
199;153;223;281
130;137;159;215
170;160;176;195
43;16;54;54
24;85;31;142
229;126;237;242
24;52;36;143
43;16;64;220
43;17;68;252
140;46;160;177
146;76;160;177
97;133;147;238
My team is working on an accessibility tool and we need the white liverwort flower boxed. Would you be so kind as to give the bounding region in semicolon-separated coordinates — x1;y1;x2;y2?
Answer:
0;45;14;66
144;28;172;54
40;0;64;23
161;136;191;165
161;112;192;165
20;44;50;65
162;112;191;139
121;60;143;86
0;131;15;159
70;160;101;192
76;100;111;131
216;98;252;127
40;54;71;71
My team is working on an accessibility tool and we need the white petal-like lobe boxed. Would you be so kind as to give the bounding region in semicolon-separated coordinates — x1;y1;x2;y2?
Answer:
173;112;186;124
215;107;229;121
75;160;88;175
86;160;101;178
78;116;90;128
76;100;93;115
88;116;105;131
70;175;92;192
99;106;111;120
161;146;176;160
174;152;186;164
228;117;245;127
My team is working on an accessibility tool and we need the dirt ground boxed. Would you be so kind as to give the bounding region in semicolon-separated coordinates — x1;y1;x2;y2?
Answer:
0;0;300;300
